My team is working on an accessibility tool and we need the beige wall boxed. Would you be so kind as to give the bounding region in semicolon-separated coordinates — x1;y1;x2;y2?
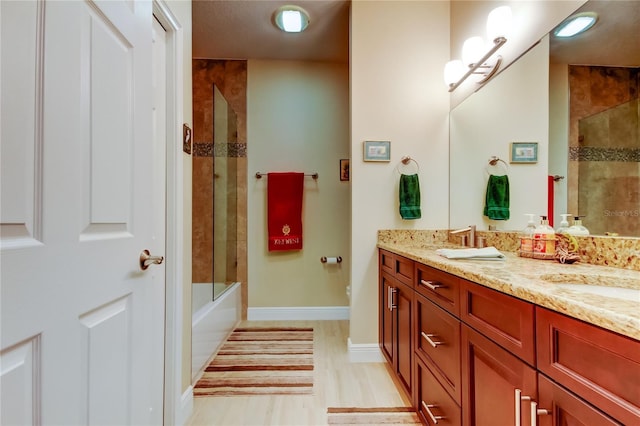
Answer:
247;60;351;308
350;1;451;345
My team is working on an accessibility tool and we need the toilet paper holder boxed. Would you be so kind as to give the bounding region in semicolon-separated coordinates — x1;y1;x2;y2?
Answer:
320;256;342;264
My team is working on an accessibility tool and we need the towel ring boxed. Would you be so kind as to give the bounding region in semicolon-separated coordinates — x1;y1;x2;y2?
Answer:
485;156;509;176
396;156;420;175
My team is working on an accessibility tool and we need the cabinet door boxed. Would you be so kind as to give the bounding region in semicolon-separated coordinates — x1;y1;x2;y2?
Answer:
537;375;621;426
395;280;413;396
380;271;395;363
462;325;537;426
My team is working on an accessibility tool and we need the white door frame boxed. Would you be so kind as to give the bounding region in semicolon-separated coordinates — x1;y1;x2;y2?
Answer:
152;2;189;425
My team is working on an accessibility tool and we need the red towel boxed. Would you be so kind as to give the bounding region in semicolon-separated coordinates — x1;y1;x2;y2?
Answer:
548;175;554;227
268;172;304;251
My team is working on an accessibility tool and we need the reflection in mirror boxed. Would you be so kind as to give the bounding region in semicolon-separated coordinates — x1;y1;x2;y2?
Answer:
549;0;639;236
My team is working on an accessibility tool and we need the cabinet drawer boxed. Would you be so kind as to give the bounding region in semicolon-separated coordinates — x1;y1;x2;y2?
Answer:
538;374;621;426
415;356;461;426
379;249;414;287
415;294;461;404
537;308;640;425
380;249;395;275
416;263;460;316
460;279;535;365
394;254;414;287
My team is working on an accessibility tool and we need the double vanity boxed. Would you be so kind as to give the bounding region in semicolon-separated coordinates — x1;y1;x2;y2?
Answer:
377;231;639;425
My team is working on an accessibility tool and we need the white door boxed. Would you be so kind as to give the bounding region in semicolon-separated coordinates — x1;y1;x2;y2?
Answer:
0;1;165;425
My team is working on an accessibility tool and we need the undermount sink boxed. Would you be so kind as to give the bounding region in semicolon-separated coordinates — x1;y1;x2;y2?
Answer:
537;273;640;302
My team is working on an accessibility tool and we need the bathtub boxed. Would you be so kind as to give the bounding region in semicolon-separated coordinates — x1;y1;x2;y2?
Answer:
191;282;241;381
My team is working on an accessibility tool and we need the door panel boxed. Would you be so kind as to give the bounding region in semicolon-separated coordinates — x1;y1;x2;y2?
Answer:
1;1;163;425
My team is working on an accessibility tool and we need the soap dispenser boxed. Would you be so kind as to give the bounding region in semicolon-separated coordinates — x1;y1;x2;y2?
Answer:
533;215;556;260
567;216;590;236
556;214;572;234
518;214;536;258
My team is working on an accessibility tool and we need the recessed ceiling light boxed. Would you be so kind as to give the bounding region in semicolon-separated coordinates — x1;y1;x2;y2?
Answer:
274;5;310;33
554;12;598;38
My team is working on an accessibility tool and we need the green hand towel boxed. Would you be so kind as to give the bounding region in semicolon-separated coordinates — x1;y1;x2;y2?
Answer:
399;174;421;220
483;174;510;220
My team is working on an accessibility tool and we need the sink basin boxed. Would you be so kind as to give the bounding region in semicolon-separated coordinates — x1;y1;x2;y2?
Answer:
537;273;640;302
555;284;640;302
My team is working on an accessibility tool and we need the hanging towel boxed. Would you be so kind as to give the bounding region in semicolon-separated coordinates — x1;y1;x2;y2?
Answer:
399;174;421;220
267;172;304;251
483;174;510;220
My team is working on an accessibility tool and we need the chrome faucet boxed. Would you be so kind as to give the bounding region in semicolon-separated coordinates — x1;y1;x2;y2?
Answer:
451;225;476;247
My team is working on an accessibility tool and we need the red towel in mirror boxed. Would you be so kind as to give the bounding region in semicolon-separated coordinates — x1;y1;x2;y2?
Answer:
268;172;304;251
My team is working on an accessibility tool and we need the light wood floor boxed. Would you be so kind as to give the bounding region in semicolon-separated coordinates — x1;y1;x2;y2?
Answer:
187;320;412;425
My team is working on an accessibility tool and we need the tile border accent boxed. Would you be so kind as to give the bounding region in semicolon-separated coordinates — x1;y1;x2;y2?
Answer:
569;146;640;162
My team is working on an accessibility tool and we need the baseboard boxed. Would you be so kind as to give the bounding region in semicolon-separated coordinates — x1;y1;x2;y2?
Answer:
176;386;193;426
347;337;385;363
247;306;350;321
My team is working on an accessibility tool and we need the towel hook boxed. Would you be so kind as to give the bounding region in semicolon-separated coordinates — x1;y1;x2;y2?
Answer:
485;156;509;176
396;156;420;175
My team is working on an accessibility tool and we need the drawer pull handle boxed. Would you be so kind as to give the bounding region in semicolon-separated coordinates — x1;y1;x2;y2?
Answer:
390;287;397;310
530;401;550;426
421;401;445;424
421;332;443;348
515;389;537;426
420;279;446;291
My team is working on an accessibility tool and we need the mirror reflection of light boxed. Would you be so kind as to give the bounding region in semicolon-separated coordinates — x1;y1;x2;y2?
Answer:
554;13;598;38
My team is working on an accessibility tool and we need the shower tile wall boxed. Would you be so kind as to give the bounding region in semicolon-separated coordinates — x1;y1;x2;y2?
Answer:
192;60;247;293
568;66;639;236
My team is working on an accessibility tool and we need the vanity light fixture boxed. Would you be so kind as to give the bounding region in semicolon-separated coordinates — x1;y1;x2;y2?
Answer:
554;12;598;38
444;6;512;92
274;5;310;33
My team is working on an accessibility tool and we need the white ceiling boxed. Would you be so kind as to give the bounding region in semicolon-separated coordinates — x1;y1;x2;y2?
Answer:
192;0;350;63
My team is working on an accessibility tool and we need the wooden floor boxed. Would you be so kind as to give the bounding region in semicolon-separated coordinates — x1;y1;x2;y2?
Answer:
187;320;412;425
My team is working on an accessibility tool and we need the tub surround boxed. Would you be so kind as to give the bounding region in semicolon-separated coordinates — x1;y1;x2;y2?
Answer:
378;230;640;340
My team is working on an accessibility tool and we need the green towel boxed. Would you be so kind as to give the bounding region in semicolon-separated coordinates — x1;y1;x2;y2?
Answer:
483;174;510;220
399;174;421;220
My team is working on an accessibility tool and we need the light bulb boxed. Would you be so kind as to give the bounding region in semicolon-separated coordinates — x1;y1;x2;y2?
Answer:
444;60;465;86
462;36;485;67
486;6;512;42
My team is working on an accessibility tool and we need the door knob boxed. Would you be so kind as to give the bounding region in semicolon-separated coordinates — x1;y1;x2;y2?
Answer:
140;249;164;270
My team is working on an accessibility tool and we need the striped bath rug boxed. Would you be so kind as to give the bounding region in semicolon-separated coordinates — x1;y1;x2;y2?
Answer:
327;407;421;425
194;327;314;396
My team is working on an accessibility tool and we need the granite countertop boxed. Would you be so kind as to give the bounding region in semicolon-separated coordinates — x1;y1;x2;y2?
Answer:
378;241;640;341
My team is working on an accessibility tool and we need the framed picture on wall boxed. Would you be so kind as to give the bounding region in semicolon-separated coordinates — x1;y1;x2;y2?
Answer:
340;159;350;181
510;142;538;163
363;140;391;162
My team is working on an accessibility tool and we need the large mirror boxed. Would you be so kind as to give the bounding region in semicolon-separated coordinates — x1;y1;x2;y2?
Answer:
451;0;639;237
549;0;639;236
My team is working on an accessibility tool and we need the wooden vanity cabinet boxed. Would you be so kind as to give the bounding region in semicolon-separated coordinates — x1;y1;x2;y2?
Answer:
378;249;639;426
379;250;414;397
